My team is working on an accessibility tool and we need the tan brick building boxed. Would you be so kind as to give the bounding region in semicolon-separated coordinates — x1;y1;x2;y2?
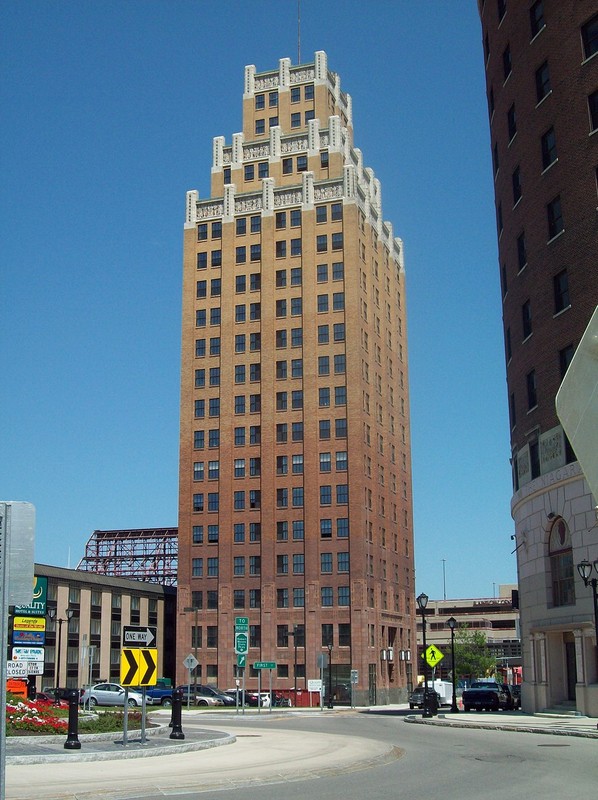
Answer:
177;51;416;704
478;1;598;714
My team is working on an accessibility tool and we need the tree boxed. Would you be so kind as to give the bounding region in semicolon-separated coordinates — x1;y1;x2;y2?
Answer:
453;625;496;679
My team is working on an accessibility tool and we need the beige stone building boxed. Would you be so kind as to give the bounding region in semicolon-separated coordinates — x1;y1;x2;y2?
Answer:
177;51;416;704
10;564;176;691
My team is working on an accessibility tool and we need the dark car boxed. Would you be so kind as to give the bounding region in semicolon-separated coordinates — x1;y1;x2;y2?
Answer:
196;685;235;706
408;687;441;709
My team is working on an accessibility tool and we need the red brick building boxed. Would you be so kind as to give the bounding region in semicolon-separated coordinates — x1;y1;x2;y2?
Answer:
478;1;598;714
177;51;416;704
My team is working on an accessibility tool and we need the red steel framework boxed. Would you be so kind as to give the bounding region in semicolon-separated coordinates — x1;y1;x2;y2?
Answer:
77;527;178;586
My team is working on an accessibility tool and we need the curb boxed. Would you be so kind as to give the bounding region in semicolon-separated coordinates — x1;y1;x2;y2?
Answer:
404;714;598;739
6;730;235;765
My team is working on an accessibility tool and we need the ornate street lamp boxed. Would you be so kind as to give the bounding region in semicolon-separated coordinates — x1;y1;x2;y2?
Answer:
47;607;74;702
416;592;434;718
446;616;459;713
576;559;598;674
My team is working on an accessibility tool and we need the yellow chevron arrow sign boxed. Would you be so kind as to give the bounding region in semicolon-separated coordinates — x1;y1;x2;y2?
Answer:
120;647;158;686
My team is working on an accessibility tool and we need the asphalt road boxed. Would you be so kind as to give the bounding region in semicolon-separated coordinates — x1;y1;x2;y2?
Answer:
136;710;598;800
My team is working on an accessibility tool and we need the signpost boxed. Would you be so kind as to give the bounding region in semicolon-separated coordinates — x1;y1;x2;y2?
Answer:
234;618;249;713
183;653;199;709
253;661;276;713
1;501;36;800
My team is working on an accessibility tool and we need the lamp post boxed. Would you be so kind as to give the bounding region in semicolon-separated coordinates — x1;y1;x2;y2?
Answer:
576;559;598;675
47;608;73;699
183;606;200;695
287;625;298;707
416;592;434;718
327;642;333;709
446;616;459;713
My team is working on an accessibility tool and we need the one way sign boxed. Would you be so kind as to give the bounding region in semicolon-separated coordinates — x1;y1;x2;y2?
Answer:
120;648;158;686
122;625;157;647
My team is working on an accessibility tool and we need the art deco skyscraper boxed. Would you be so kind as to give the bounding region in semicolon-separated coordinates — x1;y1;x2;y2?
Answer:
177;51;415;703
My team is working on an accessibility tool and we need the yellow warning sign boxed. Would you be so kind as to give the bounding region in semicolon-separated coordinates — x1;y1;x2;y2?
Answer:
120;648;158;686
424;644;444;668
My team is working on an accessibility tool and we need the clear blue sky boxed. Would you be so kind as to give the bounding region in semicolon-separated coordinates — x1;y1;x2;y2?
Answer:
1;0;515;600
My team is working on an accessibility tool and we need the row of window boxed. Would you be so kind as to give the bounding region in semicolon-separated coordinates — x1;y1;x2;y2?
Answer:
191;516;350;545
253;83;314;112
191;620;351;652
195;294;344;326
192;483;349;514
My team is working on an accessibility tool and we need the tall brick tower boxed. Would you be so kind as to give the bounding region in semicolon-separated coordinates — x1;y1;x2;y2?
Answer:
478;1;598;714
177;51;415;704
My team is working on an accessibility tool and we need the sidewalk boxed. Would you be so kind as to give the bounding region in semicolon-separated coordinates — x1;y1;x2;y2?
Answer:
400;707;598;738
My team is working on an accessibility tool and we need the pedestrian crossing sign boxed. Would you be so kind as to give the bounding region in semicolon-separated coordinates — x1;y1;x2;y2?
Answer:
423;644;444;668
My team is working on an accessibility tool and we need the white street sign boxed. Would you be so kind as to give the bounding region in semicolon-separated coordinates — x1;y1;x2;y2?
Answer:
25;661;44;675
308;679;322;692
122;626;157;647
6;660;28;678
183;653;199;670
12;647;44;662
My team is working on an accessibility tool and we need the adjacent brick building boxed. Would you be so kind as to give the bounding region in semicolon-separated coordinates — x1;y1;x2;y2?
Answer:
478;1;598;713
177;51;416;703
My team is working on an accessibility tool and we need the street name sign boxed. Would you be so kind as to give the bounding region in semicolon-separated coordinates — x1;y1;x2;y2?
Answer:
253;661;276;670
122;625;157;648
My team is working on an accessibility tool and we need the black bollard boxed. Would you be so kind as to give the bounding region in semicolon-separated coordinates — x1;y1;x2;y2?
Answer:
169;687;185;740
64;689;81;750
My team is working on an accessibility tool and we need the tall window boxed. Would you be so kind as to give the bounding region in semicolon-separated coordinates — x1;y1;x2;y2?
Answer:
581;13;598;59
553;269;570;313
535;61;551;102
547;196;564;239
529;1;544;37
549;518;575;607
541;127;557;170
589;90;598;132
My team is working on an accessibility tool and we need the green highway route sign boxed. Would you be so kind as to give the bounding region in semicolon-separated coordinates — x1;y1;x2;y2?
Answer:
235;616;249;632
234;631;248;655
253;661;276;670
237;654;246;668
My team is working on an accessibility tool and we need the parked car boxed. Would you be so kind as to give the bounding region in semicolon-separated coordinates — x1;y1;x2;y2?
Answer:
42;686;73;702
176;685;223;706
35;691;68;708
80;682;144;708
462;681;511;712
196;685;235;706
408;687;441;710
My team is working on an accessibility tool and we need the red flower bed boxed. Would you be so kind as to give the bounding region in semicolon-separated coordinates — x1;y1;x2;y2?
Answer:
6;695;68;735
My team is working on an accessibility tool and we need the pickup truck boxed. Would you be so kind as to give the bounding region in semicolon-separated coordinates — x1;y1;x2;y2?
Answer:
462;681;514;712
145;680;174;706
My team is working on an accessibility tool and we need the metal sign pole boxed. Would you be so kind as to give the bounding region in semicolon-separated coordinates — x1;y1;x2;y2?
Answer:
187;669;191;709
123;688;129;747
269;668;272;713
0;504;10;800
141;687;147;744
242;667;245;715
258;669;263;714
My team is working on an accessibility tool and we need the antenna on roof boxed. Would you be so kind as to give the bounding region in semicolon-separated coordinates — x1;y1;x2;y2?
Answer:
297;0;301;64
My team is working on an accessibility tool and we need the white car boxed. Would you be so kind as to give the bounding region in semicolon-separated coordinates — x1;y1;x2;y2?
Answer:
80;682;144;708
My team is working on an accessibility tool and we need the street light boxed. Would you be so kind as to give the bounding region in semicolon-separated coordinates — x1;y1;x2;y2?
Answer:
287;625;299;707
183;606;200;695
327;642;334;709
446;616;459;714
416;592;434;718
47;607;74;700
576;559;598;675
